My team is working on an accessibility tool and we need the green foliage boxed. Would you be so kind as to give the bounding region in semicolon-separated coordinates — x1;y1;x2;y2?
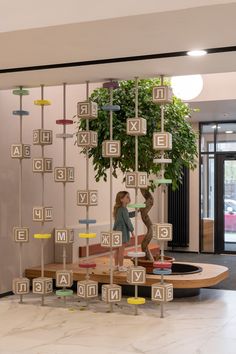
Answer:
76;79;198;190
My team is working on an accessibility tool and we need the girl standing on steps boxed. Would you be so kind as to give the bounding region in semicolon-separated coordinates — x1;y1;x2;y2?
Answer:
113;191;135;272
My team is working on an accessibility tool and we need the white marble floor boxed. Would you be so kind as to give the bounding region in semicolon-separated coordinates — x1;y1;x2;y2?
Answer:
0;289;236;354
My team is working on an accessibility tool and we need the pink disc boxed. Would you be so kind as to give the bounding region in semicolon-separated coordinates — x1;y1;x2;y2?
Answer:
153;261;172;269
79;263;96;269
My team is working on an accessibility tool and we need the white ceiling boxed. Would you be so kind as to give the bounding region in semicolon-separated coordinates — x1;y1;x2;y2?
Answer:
0;1;236;89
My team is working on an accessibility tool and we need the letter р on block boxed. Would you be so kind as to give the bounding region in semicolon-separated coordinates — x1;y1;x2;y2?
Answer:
55;229;74;244
125;172;148;188
77;280;98;298
33;129;53;145
32;277;53;295
151;282;173;302
77;101;98;119
100;231;122;248
127;266;146;285
12;277;30;295
102;284;122;303
56;270;73;287
152;223;172;241
13;227;29;243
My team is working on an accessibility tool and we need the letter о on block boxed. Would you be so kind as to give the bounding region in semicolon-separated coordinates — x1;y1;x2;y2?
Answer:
152;86;173;104
153;132;172;150
77;280;98;298
127;118;147;136
56;270;73;287
55;229;74;244
151;282;173;302
77;101;98;119
102;284;122;303
13;277;30;295
13;227;29;243
152;223;172;241
102;140;120;158
32;277;53;295
100;231;122;248
127;266;146;285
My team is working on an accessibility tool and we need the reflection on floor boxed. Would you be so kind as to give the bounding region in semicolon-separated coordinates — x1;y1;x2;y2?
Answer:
1;289;236;354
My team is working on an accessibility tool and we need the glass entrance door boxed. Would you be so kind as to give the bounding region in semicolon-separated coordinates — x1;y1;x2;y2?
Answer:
215;155;236;253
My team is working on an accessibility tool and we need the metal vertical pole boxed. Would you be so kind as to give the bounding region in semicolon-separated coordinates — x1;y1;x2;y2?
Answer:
19;87;23;304
62;83;67;272
40;85;45;306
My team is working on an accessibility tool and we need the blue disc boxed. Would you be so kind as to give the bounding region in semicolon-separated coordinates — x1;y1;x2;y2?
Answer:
102;105;120;112
13;110;29;116
153;268;172;275
79;219;97;224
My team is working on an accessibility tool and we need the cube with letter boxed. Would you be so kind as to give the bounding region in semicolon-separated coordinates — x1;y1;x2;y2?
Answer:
33;158;53;173
77;190;98;206
32;277;53;295
77;101;98;119
127;266;146;285
77;280;98;298
77;131;98;147
13;227;29;243
11;144;31;159
33;207;53;222
102;284;122;303
152;223;172;241
56;270;73;287
152;86;173;104
33;129;53;145
100;231;122;248
55;229;74;244
153;132;172;150
13;277;30;295
127;118;147;136
102;140;120;158
125;172;148;188
54;167;75;182
151;282;173;302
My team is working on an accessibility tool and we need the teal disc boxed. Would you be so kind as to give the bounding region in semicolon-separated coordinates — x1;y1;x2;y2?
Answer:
56;289;73;297
12;89;29;96
12;110;29;116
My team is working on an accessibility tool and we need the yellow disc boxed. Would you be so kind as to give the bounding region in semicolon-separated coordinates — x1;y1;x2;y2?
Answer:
34;99;51;106
79;233;96;239
127;297;146;305
34;233;52;239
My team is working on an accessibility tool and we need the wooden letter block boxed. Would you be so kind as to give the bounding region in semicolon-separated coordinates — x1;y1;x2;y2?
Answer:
152;86;173;104
77;101;98;119
77;280;98;298
151;282;173;302
127;118;147;136
56;270;73;287
102;284;122;303
127;266;146;285
13;277;30;295
33;207;53;222
11;144;31;159
100;231;122;248
77;190;98;206
153;132;172;150
102;140;120;158
77;131;98;147
32;277;53;295
13;227;29;243
55;229;74;244
125;172;148;188
152;223;172;241
54;167;75;182
33;129;53;145
33;158;53;172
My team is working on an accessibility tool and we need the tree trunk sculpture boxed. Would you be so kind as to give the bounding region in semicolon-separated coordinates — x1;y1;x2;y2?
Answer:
140;188;154;261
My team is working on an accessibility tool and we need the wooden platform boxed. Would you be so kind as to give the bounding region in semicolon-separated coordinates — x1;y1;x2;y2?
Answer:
25;256;229;289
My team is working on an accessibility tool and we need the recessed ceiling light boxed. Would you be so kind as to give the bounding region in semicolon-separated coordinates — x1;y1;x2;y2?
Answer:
226;130;233;134
212;125;217;129
187;50;207;57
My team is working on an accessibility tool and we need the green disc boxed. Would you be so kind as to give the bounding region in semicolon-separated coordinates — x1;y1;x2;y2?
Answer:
128;203;146;209
56;289;73;297
154;179;172;185
12;89;29;96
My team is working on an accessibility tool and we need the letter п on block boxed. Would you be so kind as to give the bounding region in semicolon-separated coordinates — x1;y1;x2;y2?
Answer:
77;101;98;120
102;140;121;158
11;144;31;159
33;207;53;222
153;132;172;150
151;282;173;302
152;223;172;241
56;270;73;288
32;277;53;295
77;190;98;206
77;131;98;148
127;118;147;136
33;158;53;173
102;284;122;303
33;129;53;145
55;229;74;244
13;227;29;243
12;277;30;295
127;266;146;285
125;172;148;188
77;280;98;299
100;231;122;248
54;167;75;182
152;86;173;104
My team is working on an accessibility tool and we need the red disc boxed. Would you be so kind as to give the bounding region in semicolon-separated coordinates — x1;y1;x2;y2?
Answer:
56;119;73;125
79;263;96;269
153;261;172;269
